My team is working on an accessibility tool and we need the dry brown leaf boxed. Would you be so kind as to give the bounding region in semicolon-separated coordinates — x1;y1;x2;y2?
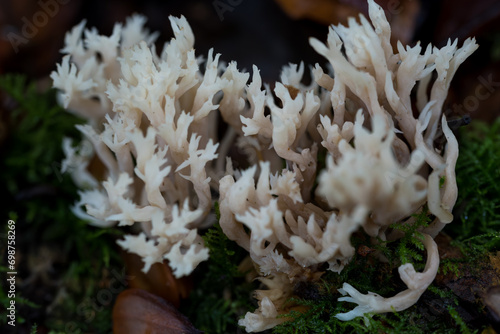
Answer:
113;288;201;334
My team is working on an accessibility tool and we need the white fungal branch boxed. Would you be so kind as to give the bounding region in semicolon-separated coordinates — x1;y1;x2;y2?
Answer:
335;234;439;321
53;15;220;278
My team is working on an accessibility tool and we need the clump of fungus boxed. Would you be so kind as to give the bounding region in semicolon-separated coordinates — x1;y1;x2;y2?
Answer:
52;0;477;332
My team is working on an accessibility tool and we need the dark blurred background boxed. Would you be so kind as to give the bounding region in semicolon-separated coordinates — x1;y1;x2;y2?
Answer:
0;0;329;82
0;0;499;123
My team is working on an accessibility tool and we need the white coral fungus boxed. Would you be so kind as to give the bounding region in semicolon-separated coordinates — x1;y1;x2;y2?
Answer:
52;15;218;278
53;0;477;332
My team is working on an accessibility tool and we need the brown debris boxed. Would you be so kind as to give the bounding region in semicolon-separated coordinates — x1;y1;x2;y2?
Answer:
428;234;500;329
121;252;192;308
273;0;421;46
112;288;201;334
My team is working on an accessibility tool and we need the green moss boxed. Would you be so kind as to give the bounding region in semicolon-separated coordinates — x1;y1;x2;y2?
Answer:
0;74;122;333
182;206;257;333
447;306;475;334
391;207;431;267
453;119;500;241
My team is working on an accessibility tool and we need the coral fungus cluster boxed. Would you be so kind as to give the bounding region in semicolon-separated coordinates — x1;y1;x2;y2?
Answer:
51;0;477;331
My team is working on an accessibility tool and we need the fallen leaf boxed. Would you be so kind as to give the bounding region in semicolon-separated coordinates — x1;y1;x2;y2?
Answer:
113;288;201;334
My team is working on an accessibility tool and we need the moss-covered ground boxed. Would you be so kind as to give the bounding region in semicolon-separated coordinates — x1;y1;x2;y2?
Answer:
1;75;498;333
